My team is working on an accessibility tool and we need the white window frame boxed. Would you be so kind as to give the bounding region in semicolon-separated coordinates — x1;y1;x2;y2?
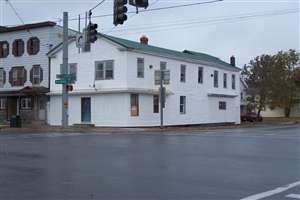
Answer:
20;97;32;110
198;67;203;84
95;60;114;80
214;70;218;88
180;64;186;82
32;65;41;85
180;96;186;114
232;74;236;90
223;73;227;88
0;98;6;110
219;101;227;110
137;58;144;78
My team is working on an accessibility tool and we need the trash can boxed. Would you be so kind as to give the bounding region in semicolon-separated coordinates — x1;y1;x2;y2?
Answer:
10;115;17;128
16;115;22;128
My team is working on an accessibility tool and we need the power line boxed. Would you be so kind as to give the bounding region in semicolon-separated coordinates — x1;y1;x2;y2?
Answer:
5;0;25;24
67;0;223;22
90;0;106;11
108;9;298;36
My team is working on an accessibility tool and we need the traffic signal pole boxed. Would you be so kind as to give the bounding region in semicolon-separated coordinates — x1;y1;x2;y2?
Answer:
62;12;69;128
160;70;164;129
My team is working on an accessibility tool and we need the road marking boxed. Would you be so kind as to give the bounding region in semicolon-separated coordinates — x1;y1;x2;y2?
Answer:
240;181;300;200
286;194;300;199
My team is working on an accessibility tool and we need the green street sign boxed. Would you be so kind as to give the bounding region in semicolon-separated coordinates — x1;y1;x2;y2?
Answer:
55;79;68;84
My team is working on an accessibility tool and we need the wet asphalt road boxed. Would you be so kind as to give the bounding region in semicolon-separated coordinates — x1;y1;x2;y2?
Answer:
0;125;299;200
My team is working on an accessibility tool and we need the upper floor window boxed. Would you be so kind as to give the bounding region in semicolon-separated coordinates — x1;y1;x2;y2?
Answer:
130;94;139;117
232;74;236;89
60;63;77;82
219;101;227;110
27;37;40;55
12;39;24;57
198;67;203;84
180;96;186;114
0;98;6;110
137;58;144;78
30;65;43;85
213;70;218;88
160;61;167;70
180;64;186;82
153;95;159;113
223;73;227;88
0;68;6;87
0;41;9;58
9;67;26;87
95;60;114;80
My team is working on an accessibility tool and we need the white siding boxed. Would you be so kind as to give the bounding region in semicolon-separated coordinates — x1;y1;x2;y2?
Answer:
48;37;241;126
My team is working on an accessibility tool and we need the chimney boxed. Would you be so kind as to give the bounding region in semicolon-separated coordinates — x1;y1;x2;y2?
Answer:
140;35;148;45
230;55;236;67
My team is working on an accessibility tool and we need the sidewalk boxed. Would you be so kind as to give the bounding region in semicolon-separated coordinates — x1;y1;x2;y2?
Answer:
0;118;299;134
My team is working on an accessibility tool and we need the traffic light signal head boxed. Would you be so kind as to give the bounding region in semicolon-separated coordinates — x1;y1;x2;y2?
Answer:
87;22;98;43
129;0;148;8
114;0;128;26
66;84;73;92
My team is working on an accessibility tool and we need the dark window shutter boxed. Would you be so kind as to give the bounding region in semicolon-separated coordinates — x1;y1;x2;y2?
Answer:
23;68;27;84
3;70;6;84
27;37;40;55
9;69;13;85
19;40;24;56
30;67;33;83
0;43;3;57
27;39;31;55
12;41;17;56
40;67;43;82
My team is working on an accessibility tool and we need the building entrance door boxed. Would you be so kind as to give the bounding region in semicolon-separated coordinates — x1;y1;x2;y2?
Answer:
7;97;17;120
81;97;91;123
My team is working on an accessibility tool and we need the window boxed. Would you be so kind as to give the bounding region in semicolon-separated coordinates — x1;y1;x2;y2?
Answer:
223;73;227;88
95;60;114;80
20;97;32;110
153;95;159;113
30;65;43;85
232;74;236;89
0;41;9;58
213;70;218;88
137;58;144;78
0;98;6;110
219;101;226;110
12;39;24;57
160;61;167;70
130;94;139;116
180;64;186;82
198;67;203;84
69;63;77;81
0;68;6;87
27;37;40;55
180;96;186;114
9;67;26;86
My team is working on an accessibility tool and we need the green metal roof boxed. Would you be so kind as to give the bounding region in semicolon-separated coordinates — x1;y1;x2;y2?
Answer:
100;34;240;70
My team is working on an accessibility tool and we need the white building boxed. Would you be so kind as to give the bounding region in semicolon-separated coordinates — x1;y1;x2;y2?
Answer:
47;34;241;127
0;21;75;122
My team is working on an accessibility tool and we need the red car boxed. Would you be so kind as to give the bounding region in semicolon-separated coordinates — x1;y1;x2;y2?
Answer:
241;112;263;122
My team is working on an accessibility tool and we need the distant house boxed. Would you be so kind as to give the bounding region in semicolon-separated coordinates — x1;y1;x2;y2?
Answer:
240;78;248;114
47;34;241;127
0;21;76;123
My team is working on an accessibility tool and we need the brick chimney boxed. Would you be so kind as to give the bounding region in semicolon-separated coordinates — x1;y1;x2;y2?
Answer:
230;55;236;67
140;35;149;45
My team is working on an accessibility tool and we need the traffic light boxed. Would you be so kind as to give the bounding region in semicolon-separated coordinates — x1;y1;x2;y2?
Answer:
66;84;73;92
87;22;98;43
129;0;148;8
114;0;128;26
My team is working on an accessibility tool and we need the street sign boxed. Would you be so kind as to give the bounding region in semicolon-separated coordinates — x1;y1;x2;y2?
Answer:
56;74;76;84
55;79;68;85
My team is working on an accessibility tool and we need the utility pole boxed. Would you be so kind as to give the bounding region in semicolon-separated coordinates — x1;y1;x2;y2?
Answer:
62;12;69;128
160;70;164;129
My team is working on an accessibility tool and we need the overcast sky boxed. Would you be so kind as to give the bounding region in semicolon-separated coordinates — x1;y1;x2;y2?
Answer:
0;0;299;67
